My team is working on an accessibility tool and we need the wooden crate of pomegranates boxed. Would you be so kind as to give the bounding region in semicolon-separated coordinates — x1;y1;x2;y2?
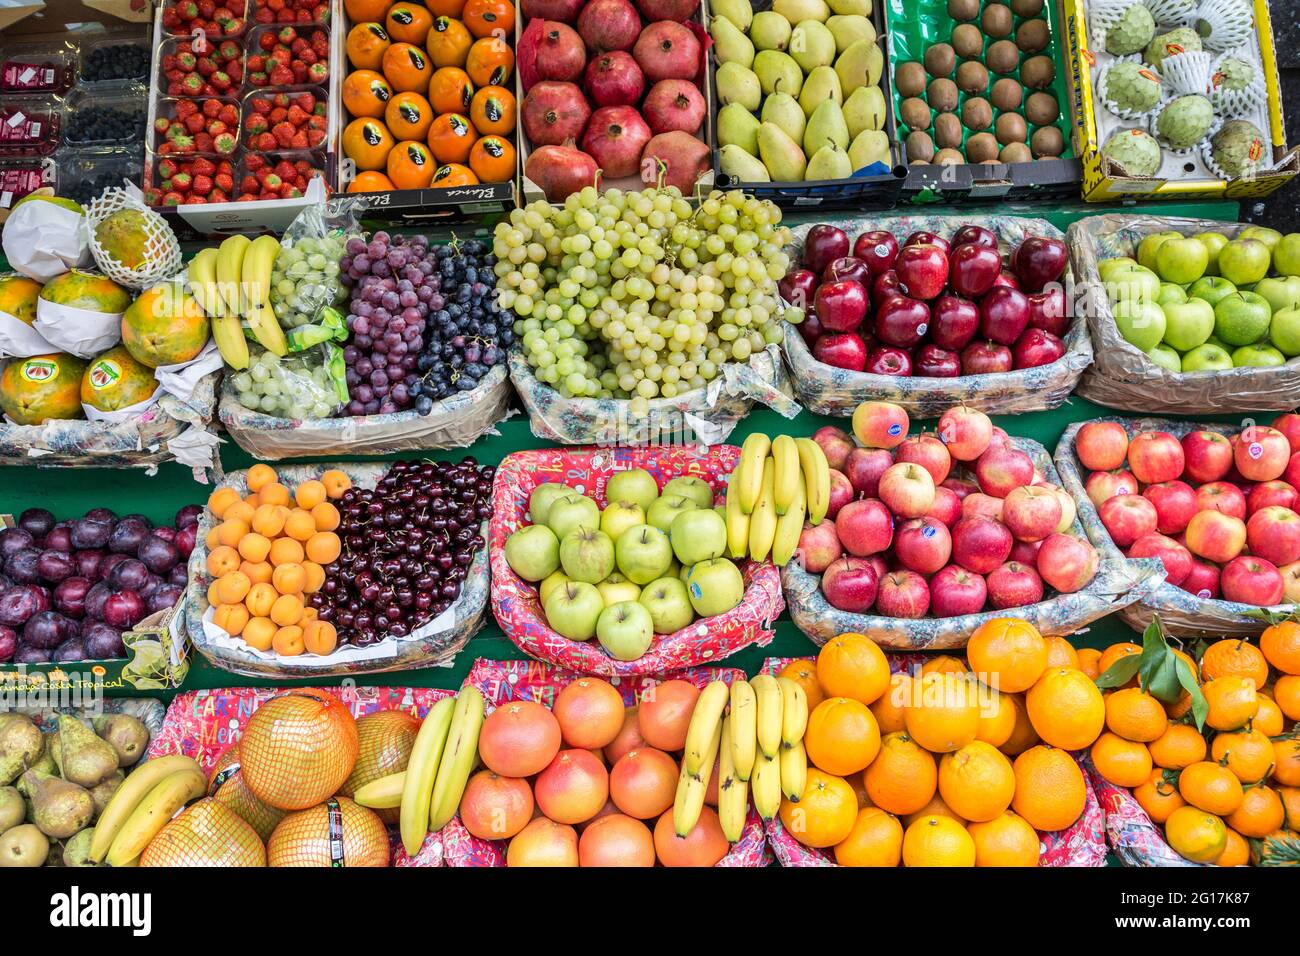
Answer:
780;214;1093;417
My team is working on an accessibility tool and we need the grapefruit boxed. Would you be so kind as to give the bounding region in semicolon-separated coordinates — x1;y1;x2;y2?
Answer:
140;798;266;867
637;679;699;751
208;743;286;841
507;817;579;867
478;700;562;777
459;770;534;840
609;747;677;819
579;813;655;866
534;749;609;825
653;806;729;866
553;677;624;749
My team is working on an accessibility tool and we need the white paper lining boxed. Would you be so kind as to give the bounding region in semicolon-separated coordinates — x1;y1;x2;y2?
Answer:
0;198;91;283
33;297;123;357
0;308;56;356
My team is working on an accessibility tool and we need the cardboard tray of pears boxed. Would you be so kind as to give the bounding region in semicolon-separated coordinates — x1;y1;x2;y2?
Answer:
709;0;907;210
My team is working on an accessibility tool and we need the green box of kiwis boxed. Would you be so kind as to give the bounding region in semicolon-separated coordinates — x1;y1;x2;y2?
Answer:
885;0;1083;201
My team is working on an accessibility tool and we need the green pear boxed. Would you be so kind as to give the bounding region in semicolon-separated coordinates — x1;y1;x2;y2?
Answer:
834;38;883;94
717;102;761;154
806;142;853;180
790;19;837;72
799;65;843;115
804;99;850;156
843;85;885;136
849;128;891;170
827;14;876;53
758;121;808;182
773;0;830;23
710;0;754;32
755;50;804;97
720;144;772;182
716;62;763;111
711;14;756;68
761;91;807;144
750;11;793;51
830;0;872;13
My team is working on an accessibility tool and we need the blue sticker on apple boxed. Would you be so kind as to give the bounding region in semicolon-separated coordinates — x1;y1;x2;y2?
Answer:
888;423;902;436
690;582;702;599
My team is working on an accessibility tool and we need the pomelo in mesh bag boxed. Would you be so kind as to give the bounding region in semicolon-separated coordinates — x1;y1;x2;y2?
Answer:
120;280;210;368
139;798;267;867
208;743;286;842
0;352;88;424
0;275;41;323
39;270;131;313
94;209;153;270
267;796;389;867
240;691;359;811
336;710;421;825
80;344;159;413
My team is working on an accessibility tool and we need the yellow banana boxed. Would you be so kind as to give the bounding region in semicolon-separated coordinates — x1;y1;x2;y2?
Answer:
353;771;406;810
777;676;809;749
246;302;289;355
89;755;204;863
683;680;728;776
106;767;207;867
215;234;250;316
242;235;289;355
771;478;806;568
796;437;831;525
747;458;777;562
187;247;223;318
399;696;455;856
716;719;749;843
779;740;807;803
210;312;250;370
724;472;749;560
771;434;799;516
736;433;771;513
750;749;781;820
673;717;721;837
751;673;783;759
428;687;485;832
728;679;757;782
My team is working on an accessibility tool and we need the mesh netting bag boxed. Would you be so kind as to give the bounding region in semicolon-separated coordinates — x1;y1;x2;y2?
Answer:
85;187;182;291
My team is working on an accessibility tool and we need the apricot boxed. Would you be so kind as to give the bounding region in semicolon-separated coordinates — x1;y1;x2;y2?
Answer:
215;570;252;605
245;582;277;618
284;509;317;542
273;562;306;595
243;616;276;650
295;479;327;510
272;625;305;656
237;532;272;563
303;620;338;655
306;532;341;564
311;502;341;531
270;593;304;626
247;463;278;492
269;537;305;566
213;603;249;636
207;545;241;577
321;469;352;498
207;487;240;519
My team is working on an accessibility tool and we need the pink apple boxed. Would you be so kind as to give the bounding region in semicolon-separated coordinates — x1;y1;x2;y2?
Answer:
1272;413;1300;455
929;564;988;617
844;447;893;498
961;493;1004;521
927;486;962;528
1099;494;1158;548
942;477;978;500
878;462;936;519
852;400;909;449
1075;421;1129;471
1002;485;1063;543
951;515;1013;575
1086;469;1139;507
895;516;953;575
937;406;993;462
1234;425;1291;482
1127;431;1185;485
1181;558;1221;599
986;561;1044;609
1195;481;1248;519
1185;510;1248;564
795;521;843;574
1181;430;1234;484
826;468;854;520
1220;555;1285;606
1280;561;1300;602
989;426;1012;448
866;554;889;581
835;498;894;557
1247;480;1298;515
875;570;931;618
1010;538;1042;566
895;433;952;486
974;444;1035;498
812;425;855;471
1128;532;1193;587
1036;533;1099;593
820;556;880;612
1246;506;1300;566
1142;480;1198;534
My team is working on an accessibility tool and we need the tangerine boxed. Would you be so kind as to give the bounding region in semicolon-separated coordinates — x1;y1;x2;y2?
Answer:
1210;728;1275;783
1026;666;1105;751
1134;769;1185;823
1225;784;1285;838
937;740;1016;822
902;815;975;867
1010;745;1086;831
966;617;1048;693
1216;827;1250;867
1203;676;1259;731
1089;731;1153;788
966;811;1039;866
1200;638;1270;689
1261;619;1300;675
862;732;936;816
1104;687;1167;742
1148;722;1207;769
1178;760;1244;816
1164;805;1227;863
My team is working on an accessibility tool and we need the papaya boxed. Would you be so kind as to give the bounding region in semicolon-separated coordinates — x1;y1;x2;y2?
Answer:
80;345;159;413
0;276;42;324
120;281;209;368
0;353;88;424
39;271;132;314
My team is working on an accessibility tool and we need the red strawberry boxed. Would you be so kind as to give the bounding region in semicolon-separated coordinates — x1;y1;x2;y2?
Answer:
216;172;235;193
171;171;193;192
192;157;216;176
194;132;214;151
269;63;294;85
214;132;237;154
192;174;214;196
307;62;328;84
162;191;184;206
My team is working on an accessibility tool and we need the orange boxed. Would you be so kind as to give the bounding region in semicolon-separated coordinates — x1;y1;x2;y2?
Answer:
1178;761;1244;816
242;616;276;651
1134;769;1184;824
322;470;352;498
303;561;326;594
1273;736;1300;786
1164;805;1227;863
863;732;936;816
426;16;472;69
1148;722;1207;769
383;43;433;92
869;673;910;735
215;570;252;605
1210;728;1274;783
385;3;434;44
966;812;1039;867
306;532;342;565
1200;639;1270;689
938;740;1016;822
902;792;966;828
1026;667;1105;751
387;141;436;189
1044;636;1080;670
1089;731;1153;788
284;510;317;542
207;545;240;578
462;0;514;38
272;625;305;656
342;70;393;119
975;687;1017;748
1165;647;1199;719
1097;641;1141;686
216;519;249;549
208;487;240;519
834;807;903;867
1276;675;1300;720
805;697;880;776
1203;676;1259;731
431;163;479;187
966;617;1048;693
468;135;516;184
920;655;967;676
272;563;306;596
237;532;272;564
258;482;290;507
245;464;277;492
269;537;306;567
998;693;1039;757
303;620;338;656
465;35;513;87
343;118;395;171
346;22;391;70
311;502;341;532
427;66;474;115
1104;687;1167;742
904;672;982;754
779;768;857;848
816;633;890;705
244;582;277;618
345;0;390;20
901;815;975;867
778;659;825;712
1261;620;1300;675
1226;784;1285;838
1011;745;1086;831
348;171;396;193
1077;647;1102;678
213;603;249;637
1216;827;1250;867
241;560;273;586
426;112;475;164
1253;695;1285;736
386;91;435;141
1280;785;1300;830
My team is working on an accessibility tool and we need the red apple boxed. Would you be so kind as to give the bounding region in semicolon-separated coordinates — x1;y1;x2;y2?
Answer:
1086;469;1139;507
904;231;950;254
844;447;893;498
1010;538;1042;565
927;486;962;528
1049;486;1077;533
1271;412;1300;455
1185;510;1248;564
1036;533;1099;593
825;469;854;521
937;406;993;462
1027;288;1069;337
1280;561;1300;602
992;272;1020;290
1002;485;1063;543
962;492;1004;521
1181;431;1234;484
872;269;903;306
1220;555;1285;606
820;556;880;612
896;433;952;485
874;294;930;348
879;462;936;518
951;224;998;251
779;269;819;310
1127;431;1185;485
1195;481;1247;519
1247;479;1298;515
812;425;855;471
978;286;1030;345
1284;454;1300;493
1142;480;1198;534
797;309;823;343
1011;236;1068;293
1234;425;1291;482
1246;505;1300;566
875;570;930;618
895;244;950;301
1128;532;1193;587
915;344;961;378
894;516;953;575
986;560;1044;609
1181;558;1221;599
1012;328;1065;369
1099;494;1158;548
816;280;869;333
929;564;988;617
942;477;979;500
796;521;843;574
865;346;913;377
822;256;872;286
951;515;1013;574
948;243;1002;299
852;400;909;449
853;230;900;278
960;341;1013;374
928;294;980;351
813;332;868;371
835;498;894;557
974;444;1035;498
1075;421;1130;471
803;224;849;274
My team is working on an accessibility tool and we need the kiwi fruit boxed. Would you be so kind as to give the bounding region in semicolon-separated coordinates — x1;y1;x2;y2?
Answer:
900;97;932;130
896;61;927;98
1011;0;1044;16
991;77;1023;111
1017;19;1049;53
927;77;959;112
1021;55;1056;89
952;24;984;60
960;96;992;131
956;61;989;94
924;43;956;78
1031;125;1065;157
966;132;1000;162
947;0;980;21
981;4;1013;38
934;112;964;149
995;112;1028;145
934;148;966;165
1026;91;1060;125
987;40;1020;75
1000;141;1033;163
907;130;936;163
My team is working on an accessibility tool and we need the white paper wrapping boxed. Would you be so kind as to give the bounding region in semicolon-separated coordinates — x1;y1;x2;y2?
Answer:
0;309;56;357
33;298;123;357
0;198;92;282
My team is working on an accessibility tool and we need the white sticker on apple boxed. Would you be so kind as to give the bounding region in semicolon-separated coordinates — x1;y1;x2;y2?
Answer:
916;324;927;336
1249;442;1263;459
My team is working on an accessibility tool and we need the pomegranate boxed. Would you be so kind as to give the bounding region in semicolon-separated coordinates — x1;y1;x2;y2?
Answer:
635;0;700;19
633;21;701;83
642;78;706;134
640;130;709;191
525;144;601;201
584;51;645;107
521;0;584;22
582;106;653;177
522;81;592;145
533;21;587;83
577;0;642;53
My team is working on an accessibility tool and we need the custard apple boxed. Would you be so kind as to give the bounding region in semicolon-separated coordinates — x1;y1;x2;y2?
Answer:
1210;119;1266;176
1155;94;1215;149
1213;56;1256;94
1105;61;1163;113
1102;127;1163;176
1145;27;1202;70
1105;4;1156;56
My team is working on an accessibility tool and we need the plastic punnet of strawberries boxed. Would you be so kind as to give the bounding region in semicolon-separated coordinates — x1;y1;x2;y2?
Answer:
247;26;330;87
252;0;331;26
146;156;237;206
160;0;247;38
238;154;324;201
243;90;327;150
161;35;245;97
155;98;239;156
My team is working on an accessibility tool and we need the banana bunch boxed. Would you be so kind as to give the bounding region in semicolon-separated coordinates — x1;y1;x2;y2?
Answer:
188;234;289;369
725;432;831;567
89;755;207;866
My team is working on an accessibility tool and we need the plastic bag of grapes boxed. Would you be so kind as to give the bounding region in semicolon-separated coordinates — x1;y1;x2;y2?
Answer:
269;200;362;334
226;346;347;421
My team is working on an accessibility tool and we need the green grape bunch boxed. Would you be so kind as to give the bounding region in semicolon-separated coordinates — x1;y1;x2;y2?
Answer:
270;232;353;329
493;186;792;412
231;350;339;419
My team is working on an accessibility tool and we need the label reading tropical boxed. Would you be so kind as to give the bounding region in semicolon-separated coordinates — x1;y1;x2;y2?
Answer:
19;358;56;382
87;358;121;391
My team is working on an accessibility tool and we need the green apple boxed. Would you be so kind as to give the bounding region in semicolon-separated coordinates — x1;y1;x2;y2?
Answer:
1232;343;1286;367
638;575;695;633
685;557;746;617
1181;343;1235;370
669;508;728;565
544;581;604;641
1273;233;1300;276
1137;232;1181;272
558;527;615;584
1147;344;1182;372
547;494;600;540
1187;275;1239;307
605;468;659;512
1240;225;1283;250
662;475;715;510
529;482;572;524
1098;256;1139;280
1105;265;1161;305
1213;290;1272;346
1154;236;1209;284
1114;298;1166;351
647;494;697;532
597;573;642;607
596;600;654;661
600;500;645;542
1218;238;1272;287
1157;282;1189;305
614;523;673;584
1255;275;1300;315
1204;335;1228;349
539;569;570;606
1160;298;1215;351
678;560;691;583
505;524;560;582
1270;306;1300;356
1193;231;1230;275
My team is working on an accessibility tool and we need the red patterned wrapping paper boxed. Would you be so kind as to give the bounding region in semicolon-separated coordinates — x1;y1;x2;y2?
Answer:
1083;756;1202;868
